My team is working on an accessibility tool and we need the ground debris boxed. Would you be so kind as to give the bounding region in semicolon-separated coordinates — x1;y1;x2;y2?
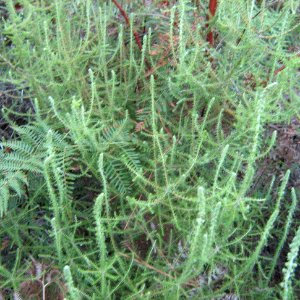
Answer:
254;118;300;190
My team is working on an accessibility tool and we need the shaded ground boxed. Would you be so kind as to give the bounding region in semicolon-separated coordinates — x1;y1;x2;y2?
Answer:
255;118;300;191
0;82;33;140
253;118;300;289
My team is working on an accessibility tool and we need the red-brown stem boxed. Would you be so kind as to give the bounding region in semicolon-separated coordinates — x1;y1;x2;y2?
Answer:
274;65;286;76
206;0;218;46
274;54;300;76
112;0;142;50
209;0;218;16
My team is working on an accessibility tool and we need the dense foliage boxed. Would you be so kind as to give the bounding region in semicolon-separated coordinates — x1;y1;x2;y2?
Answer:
0;0;299;299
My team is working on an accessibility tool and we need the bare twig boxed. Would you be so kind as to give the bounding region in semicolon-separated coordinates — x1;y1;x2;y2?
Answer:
118;251;174;279
112;0;143;50
118;250;199;288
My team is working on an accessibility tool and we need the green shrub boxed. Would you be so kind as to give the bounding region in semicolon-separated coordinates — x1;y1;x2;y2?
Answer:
0;0;299;298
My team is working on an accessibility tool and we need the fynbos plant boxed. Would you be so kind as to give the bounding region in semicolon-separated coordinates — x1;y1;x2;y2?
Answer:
0;0;299;298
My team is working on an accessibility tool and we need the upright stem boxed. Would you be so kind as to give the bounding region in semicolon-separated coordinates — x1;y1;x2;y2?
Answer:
112;0;142;50
206;0;218;46
209;0;218;16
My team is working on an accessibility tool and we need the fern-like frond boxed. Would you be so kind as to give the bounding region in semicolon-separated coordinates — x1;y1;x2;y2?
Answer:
0;171;27;217
104;158;132;195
